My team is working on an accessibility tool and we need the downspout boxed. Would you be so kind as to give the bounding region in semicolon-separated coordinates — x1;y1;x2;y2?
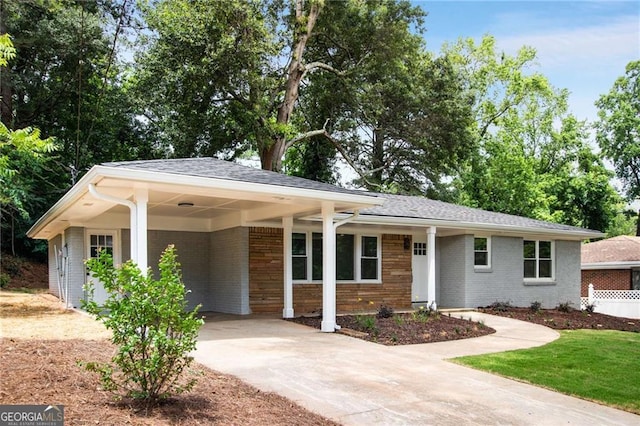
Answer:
88;183;137;263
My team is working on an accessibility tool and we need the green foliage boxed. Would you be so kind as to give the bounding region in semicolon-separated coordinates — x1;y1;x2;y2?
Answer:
0;33;16;66
82;245;204;402
354;314;377;332
454;330;640;414
605;209;637;237
530;301;542;313
448;36;621;231
595;60;640;200
556;301;573;313
0;273;10;288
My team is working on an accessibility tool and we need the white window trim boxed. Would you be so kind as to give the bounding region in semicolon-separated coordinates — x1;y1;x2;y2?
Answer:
523;240;555;282
292;231;382;284
473;236;491;270
85;229;121;265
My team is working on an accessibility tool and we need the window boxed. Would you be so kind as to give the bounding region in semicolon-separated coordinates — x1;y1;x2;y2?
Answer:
523;240;553;279
292;232;380;282
413;242;427;256
474;237;490;268
361;236;379;280
89;234;114;258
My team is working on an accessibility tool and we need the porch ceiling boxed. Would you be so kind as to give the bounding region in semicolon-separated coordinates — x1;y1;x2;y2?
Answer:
31;173;377;239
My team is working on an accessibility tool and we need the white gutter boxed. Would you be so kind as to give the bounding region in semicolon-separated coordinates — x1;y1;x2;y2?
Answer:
582;261;640;270
315;213;604;240
88;183;138;264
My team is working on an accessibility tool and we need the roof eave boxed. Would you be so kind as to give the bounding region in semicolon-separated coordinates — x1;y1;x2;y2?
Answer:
582;261;640;270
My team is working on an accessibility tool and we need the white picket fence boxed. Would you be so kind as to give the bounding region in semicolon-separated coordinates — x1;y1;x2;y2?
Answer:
581;284;640;319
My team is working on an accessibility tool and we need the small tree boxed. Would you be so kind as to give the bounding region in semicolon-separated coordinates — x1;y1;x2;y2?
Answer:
83;245;204;402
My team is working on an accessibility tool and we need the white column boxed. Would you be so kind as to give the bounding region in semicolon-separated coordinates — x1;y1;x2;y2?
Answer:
321;202;336;332
282;216;294;318
134;188;148;275
427;226;437;310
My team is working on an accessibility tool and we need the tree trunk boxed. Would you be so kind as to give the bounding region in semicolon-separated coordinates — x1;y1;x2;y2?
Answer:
636;209;640;237
262;0;321;172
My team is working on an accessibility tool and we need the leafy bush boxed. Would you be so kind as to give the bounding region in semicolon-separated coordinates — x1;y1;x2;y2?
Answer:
2;255;23;277
487;301;512;312
556;301;573;313
530;301;542;313
376;304;394;319
583;302;596;314
82;245;204;402
354;314;377;332
0;272;10;288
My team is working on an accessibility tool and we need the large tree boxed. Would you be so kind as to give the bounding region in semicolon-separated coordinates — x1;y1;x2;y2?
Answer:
595;60;640;200
133;0;472;187
448;36;620;231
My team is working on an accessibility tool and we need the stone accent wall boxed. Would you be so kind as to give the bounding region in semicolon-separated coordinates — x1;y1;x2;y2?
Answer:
248;229;412;314
581;269;631;295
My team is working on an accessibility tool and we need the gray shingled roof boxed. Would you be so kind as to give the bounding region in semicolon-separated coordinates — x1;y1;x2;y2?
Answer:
102;158;600;234
360;193;597;233
103;158;366;196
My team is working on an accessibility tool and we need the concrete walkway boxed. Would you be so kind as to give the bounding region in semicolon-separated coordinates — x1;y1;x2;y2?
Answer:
194;312;639;425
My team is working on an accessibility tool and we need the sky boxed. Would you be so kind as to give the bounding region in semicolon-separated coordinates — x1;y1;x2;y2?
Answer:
414;0;639;124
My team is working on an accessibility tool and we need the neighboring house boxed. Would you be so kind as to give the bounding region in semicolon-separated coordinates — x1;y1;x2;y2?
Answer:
28;158;601;332
581;236;640;296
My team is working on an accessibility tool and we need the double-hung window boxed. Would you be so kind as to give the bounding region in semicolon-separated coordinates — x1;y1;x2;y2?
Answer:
523;240;554;280
292;232;380;282
474;237;490;268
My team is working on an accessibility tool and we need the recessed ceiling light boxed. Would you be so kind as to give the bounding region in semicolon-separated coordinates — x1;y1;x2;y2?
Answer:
178;202;194;207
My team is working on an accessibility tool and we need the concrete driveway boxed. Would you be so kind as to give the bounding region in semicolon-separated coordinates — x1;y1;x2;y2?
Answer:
194;312;639;425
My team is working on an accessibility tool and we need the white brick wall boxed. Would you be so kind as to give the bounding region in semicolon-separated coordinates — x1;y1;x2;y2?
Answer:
210;227;250;314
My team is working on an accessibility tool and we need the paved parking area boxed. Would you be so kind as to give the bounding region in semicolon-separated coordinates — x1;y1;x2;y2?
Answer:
194;312;639;425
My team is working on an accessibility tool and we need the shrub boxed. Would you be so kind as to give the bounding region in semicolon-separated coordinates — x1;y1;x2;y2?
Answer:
530;301;542;313
354;314;377;332
487;301;512;312
376;304;394;319
556;301;573;313
2;255;23;277
583;302;596;314
82;245;204;402
0;272;10;288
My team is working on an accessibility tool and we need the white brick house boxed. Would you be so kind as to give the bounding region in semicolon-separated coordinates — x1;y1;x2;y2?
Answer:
29;158;601;332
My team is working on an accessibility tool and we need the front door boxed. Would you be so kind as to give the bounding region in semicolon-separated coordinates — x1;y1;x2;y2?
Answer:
85;230;119;305
412;235;428;304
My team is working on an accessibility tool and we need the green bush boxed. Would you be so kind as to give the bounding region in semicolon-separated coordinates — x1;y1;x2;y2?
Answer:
530;301;542;313
0;272;10;288
82;245;204;402
556;301;573;313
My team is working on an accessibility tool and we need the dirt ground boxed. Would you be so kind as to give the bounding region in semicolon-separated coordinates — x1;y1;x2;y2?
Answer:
479;304;640;332
0;291;338;425
290;312;495;345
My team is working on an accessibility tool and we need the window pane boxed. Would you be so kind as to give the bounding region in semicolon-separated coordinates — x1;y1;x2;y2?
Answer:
524;260;536;278
90;235;97;245
362;236;378;258
105;235;113;247
361;258;378;280
292;233;306;255
292;257;307;280
474;237;487;251
539;260;552;278
539;241;551;258
523;240;536;259
336;234;354;280
312;233;323;280
90;247;98;258
475;252;488;266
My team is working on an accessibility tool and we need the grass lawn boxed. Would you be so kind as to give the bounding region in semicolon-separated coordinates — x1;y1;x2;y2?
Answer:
453;330;640;414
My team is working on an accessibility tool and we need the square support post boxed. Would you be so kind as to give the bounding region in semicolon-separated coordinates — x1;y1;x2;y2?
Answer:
134;188;148;275
282;216;294;318
321;202;336;332
427;226;437;310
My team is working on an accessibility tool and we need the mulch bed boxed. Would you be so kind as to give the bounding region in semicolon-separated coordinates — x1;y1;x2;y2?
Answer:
0;338;338;426
290;312;496;345
479;305;640;332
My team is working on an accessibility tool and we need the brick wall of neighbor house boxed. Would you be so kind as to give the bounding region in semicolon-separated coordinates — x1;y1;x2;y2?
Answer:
210;227;250;314
47;234;63;297
248;229;413;314
581;269;631;295
147;230;212;311
64;227;86;308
